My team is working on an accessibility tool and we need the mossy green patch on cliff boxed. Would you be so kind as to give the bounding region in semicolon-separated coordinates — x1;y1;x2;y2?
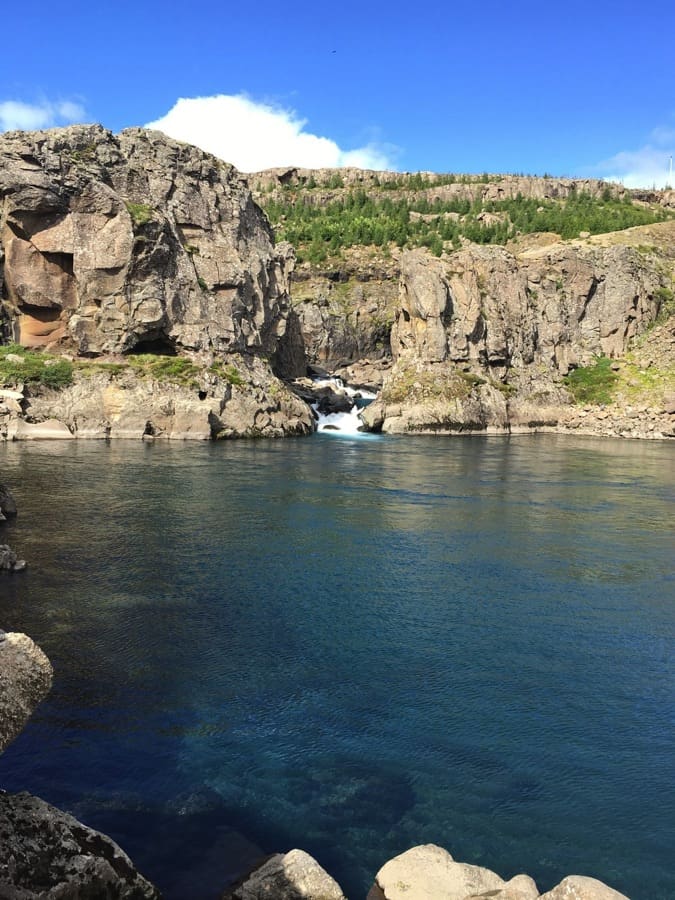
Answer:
127;354;201;386
125;201;155;228
563;357;618;405
0;345;73;389
209;361;245;385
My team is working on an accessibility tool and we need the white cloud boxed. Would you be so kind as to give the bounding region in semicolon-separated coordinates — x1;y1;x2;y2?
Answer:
598;123;675;189
146;94;397;172
0;99;86;132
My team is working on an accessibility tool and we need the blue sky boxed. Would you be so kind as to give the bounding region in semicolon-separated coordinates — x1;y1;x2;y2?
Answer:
1;0;673;185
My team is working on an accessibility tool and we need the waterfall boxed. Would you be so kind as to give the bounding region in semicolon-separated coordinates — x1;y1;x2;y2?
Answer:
311;376;377;436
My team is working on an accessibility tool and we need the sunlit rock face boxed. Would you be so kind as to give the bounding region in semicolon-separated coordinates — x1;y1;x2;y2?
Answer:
0;124;302;372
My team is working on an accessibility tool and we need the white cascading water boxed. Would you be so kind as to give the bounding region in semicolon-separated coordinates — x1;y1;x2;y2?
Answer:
311;377;377;436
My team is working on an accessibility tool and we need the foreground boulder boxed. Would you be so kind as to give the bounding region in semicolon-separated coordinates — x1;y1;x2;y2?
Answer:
0;792;160;899
222;848;346;900
539;875;629;899
0;632;52;751
367;844;506;899
367;845;630;900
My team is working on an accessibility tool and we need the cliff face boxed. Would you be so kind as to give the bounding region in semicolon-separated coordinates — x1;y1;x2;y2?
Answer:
363;228;675;436
0;126;313;438
0;125;299;362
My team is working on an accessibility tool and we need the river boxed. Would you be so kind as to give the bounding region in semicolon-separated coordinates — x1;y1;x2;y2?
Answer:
0;434;673;898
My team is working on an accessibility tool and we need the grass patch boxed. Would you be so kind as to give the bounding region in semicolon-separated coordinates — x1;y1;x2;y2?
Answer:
128;354;200;386
125;202;155;228
563;357;618;405
209;361;245;386
0;344;73;389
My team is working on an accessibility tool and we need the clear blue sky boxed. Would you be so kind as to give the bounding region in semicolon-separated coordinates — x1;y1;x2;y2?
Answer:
1;0;673;184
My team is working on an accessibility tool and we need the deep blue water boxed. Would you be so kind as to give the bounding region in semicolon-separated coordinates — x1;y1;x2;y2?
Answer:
0;434;673;899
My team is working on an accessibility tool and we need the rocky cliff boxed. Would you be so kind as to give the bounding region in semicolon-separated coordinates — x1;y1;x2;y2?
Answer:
362;226;675;436
252;171;675;438
1;132;673;441
0;125;313;438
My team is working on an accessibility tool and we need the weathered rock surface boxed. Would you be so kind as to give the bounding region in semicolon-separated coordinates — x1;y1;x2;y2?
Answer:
366;229;674;434
0;125;296;361
0;125;313;438
367;844;505;900
0;632;52;752
538;875;629;899
0;791;160;899
222;848;345;900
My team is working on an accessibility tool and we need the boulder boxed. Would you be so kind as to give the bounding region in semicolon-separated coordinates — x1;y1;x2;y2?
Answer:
0;632;52;752
0;544;27;572
367;844;504;900
472;873;540;898
0;791;160;899
539;875;629;899
222;848;346;899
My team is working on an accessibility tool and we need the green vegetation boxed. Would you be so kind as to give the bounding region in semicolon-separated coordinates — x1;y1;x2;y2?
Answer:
209;361;245;385
655;285;675;321
125;201;155;227
563;357;618;405
0;344;73;389
128;354;200;386
261;187;672;262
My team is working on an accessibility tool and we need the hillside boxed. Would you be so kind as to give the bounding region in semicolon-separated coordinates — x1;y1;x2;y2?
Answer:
251;168;675;438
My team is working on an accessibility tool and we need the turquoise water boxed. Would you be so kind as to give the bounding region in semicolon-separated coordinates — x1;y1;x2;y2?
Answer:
0;434;673;899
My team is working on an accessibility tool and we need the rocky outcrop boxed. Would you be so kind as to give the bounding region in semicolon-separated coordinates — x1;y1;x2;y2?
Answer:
5;355;313;441
0;125;313;438
0;631;52;750
364;227;674;435
0;792;160;899
0;125;296;361
222;849;346;900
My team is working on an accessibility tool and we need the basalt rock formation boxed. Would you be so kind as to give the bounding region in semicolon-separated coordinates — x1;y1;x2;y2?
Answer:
0;125;313;438
360;228;675;436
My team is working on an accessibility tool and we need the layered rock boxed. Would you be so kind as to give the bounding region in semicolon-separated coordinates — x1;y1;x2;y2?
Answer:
0;631;52;750
0;792;160;899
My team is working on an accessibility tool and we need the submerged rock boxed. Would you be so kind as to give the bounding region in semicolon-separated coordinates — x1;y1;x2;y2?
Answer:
222;848;346;900
0;791;161;899
0;632;51;751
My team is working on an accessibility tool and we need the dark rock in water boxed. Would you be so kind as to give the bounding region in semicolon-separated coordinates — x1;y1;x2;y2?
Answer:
323;425;340;431
0;543;26;572
0;791;160;899
0;482;17;519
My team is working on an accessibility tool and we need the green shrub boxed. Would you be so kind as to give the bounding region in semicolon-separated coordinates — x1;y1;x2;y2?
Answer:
128;354;200;385
563;357;618;405
0;345;73;389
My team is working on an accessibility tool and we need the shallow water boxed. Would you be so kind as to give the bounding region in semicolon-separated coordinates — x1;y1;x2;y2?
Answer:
1;434;673;899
